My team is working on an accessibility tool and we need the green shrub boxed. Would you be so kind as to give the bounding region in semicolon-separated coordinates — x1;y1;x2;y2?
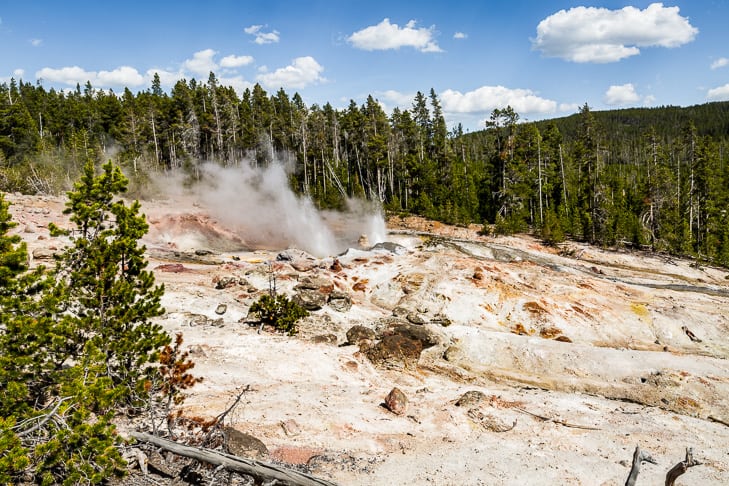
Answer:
249;294;309;336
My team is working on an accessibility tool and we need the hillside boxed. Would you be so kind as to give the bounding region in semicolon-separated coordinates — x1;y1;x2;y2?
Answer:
8;192;729;485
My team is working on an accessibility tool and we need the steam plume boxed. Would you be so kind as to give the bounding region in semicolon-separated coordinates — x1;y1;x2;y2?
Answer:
146;160;386;257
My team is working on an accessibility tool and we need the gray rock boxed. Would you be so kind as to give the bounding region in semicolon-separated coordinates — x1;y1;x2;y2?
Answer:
346;325;376;344
215;303;227;315
328;291;352;312
293;289;327;310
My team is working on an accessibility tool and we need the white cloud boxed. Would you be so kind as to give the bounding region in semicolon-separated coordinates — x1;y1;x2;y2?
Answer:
453;32;467;40
218;75;254;94
13;68;25;78
533;3;698;63
604;83;641;105
36;66;97;86
440;85;558;116
347;18;442;53
146;69;184;88
30;38;43;47
36;65;146;88
559;102;581;113
711;57;729;70
707;83;729;101
256;56;325;90
378;89;416;107
244;24;280;44
220;54;254;68
97;66;145;86
183;49;218;76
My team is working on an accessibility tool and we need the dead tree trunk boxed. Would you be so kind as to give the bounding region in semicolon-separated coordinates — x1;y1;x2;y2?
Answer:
625;445;657;486
665;447;701;486
129;431;338;486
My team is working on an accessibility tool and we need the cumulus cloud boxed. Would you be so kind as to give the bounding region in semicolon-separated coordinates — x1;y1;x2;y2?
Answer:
221;54;254;68
604;83;641;105
13;68;24;78
707;83;729;101
533;3;698;63
453;32;467;40
348;18;442;53
440;86;558;116
36;65;147;88
97;66;145;86
36;66;98;86
257;56;325;90
244;24;280;44
146;68;184;88
183;49;218;76
711;57;729;70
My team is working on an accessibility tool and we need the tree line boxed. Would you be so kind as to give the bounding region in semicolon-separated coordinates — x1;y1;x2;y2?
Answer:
1;74;729;265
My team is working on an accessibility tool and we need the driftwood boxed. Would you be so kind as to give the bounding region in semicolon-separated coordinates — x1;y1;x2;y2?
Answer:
665;447;702;486
625;445;657;486
129;431;338;486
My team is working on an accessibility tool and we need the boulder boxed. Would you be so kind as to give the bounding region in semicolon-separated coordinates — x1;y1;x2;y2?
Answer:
293;289;327;311
363;334;423;369
32;247;55;260
384;387;408;415
389;323;440;349
328;291;352;312
346;325;376;345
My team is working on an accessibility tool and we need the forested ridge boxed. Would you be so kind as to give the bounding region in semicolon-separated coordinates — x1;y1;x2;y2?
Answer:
2;73;729;265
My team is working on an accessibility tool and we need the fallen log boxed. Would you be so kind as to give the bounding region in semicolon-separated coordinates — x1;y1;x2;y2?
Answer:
129;431;338;486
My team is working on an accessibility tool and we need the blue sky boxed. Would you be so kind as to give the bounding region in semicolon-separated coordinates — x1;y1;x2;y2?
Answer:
1;1;728;131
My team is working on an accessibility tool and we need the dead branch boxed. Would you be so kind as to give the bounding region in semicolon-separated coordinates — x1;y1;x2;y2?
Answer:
515;407;600;430
665;447;702;486
201;385;250;446
625;445;657;486
15;397;72;438
129;431;338;486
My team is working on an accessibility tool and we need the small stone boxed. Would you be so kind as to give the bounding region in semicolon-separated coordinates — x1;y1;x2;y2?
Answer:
215;303;227;315
384;387;408;415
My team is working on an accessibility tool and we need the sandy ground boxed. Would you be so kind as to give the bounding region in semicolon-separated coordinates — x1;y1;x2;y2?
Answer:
7;193;729;485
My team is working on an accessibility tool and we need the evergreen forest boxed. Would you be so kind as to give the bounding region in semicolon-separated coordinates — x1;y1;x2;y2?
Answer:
2;73;729;266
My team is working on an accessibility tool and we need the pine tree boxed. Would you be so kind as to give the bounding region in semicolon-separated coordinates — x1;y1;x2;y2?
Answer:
51;160;170;395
